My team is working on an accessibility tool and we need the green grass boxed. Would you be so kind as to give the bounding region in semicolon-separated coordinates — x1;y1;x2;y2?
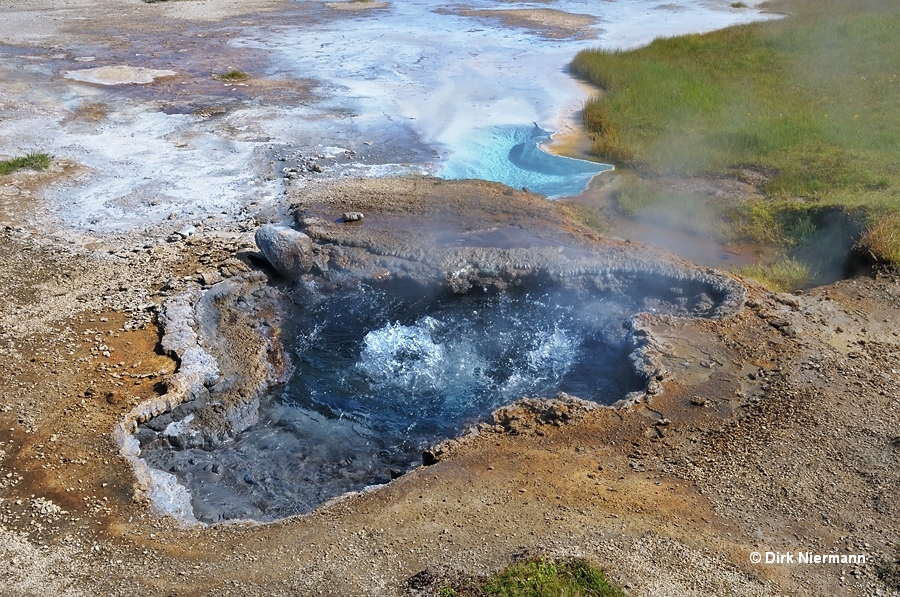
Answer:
570;0;900;265
216;69;249;82
435;557;628;597
858;212;900;264
481;558;626;597
0;152;50;176
739;256;814;292
556;202;609;234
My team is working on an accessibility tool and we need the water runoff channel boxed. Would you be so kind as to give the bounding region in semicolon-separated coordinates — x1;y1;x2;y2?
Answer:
134;0;769;522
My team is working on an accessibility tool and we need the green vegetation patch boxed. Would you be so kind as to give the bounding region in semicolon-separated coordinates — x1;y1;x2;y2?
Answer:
0;152;50;176
480;557;627;597
555;202;609;234
570;0;900;265
216;69;250;82
858;212;900;265
424;557;628;597
739;256;814;292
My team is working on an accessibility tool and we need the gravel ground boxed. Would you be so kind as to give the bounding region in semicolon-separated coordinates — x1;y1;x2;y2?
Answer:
1;163;898;595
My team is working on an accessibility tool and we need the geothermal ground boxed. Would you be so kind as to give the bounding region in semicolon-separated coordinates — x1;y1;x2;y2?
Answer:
1;0;899;596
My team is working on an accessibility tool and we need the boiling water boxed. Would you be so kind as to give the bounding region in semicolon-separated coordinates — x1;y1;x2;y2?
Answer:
141;282;642;522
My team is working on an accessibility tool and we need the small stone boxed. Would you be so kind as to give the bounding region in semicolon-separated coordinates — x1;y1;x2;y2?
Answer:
690;396;707;406
342;211;364;223
200;271;222;287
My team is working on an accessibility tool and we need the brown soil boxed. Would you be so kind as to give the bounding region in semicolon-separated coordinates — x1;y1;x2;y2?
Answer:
324;1;390;11
442;8;599;40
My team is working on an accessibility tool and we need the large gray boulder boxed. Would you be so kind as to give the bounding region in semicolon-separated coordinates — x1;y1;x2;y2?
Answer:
254;224;313;278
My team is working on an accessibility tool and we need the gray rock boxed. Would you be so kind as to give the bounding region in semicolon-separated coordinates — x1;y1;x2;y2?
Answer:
342;211;364;223
254;224;313;278
693;292;715;313
200;270;222;287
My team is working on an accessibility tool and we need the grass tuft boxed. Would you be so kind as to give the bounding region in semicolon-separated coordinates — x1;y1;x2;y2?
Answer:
480;557;627;597
876;549;900;591
0;152;51;176
216;69;249;82
858;213;900;265
427;557;628;597
740;256;814;292
556;202;609;234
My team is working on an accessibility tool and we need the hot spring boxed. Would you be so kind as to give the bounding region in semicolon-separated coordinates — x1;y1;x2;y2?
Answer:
138;273;714;523
440;124;611;198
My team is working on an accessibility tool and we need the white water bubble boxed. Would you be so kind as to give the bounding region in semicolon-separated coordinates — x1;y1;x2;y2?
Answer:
525;327;579;381
358;317;448;393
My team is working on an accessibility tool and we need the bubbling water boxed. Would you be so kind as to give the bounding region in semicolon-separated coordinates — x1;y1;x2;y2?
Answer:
141;281;642;522
357;317;452;394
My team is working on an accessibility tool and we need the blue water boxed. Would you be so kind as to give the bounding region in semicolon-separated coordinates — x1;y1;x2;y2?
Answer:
440;124;612;199
142;282;639;521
